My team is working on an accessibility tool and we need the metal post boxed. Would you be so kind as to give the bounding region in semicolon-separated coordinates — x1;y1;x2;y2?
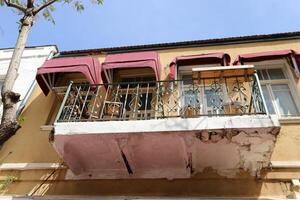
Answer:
54;81;73;123
254;73;269;115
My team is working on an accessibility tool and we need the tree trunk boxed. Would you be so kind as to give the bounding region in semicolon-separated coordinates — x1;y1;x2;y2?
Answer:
0;14;34;145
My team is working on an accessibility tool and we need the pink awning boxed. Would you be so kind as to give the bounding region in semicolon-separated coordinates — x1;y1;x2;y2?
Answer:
169;53;230;79
233;49;300;77
36;57;102;95
233;49;296;65
102;51;161;80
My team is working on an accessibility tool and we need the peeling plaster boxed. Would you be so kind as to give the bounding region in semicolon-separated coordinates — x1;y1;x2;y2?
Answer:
189;128;279;178
55;116;280;180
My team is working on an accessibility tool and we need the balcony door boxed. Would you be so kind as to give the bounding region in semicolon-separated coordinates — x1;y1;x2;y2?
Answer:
102;68;156;120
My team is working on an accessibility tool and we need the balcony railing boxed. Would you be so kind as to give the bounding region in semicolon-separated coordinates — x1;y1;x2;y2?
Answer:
55;74;267;123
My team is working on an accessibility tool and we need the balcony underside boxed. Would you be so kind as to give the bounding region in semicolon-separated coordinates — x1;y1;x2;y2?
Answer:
54;115;280;180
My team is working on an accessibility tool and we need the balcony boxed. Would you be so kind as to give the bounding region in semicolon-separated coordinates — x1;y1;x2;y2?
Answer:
52;66;280;180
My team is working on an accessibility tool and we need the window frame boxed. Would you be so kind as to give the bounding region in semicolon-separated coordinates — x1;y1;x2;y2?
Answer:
247;59;300;120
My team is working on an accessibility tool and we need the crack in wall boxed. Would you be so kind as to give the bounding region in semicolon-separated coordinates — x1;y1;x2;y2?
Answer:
120;150;133;175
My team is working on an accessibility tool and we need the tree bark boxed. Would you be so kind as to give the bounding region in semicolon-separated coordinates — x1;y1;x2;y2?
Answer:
0;13;34;145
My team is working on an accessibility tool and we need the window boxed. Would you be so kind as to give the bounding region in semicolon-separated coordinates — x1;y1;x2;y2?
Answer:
181;75;199;108
178;64;225;115
256;64;300;117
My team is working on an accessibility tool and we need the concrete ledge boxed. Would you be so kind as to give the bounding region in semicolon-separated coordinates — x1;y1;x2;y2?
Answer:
55;115;280;135
0;163;65;171
271;161;300;168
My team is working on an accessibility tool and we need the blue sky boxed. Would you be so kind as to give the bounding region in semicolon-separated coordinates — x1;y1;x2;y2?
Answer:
1;0;300;51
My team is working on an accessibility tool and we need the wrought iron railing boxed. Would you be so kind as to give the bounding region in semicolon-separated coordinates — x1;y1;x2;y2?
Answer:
55;74;267;122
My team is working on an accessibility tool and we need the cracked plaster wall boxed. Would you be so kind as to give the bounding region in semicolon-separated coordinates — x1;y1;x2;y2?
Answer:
187;128;278;178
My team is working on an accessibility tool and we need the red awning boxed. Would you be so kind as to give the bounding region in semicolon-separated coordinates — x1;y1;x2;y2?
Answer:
169;53;230;79
102;51;161;80
233;49;296;65
36;57;102;95
233;49;300;77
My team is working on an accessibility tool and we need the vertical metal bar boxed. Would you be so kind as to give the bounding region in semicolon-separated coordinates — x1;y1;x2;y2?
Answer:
121;84;130;120
79;85;91;120
248;76;254;114
89;85;101;120
196;78;201;116
248;91;253;114
251;77;258;114
203;78;206;115
54;81;73;123
132;84;140;119
111;84;120;119
192;78;195;116
254;73;269;114
235;76;243;110
68;85;82;122
224;77;231;114
100;84;110;119
144;83;150;119
155;82;160;119
159;82;165;118
179;80;184;116
213;77;218;115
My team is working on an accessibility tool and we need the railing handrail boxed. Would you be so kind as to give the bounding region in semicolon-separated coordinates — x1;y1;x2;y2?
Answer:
69;75;255;87
54;74;267;123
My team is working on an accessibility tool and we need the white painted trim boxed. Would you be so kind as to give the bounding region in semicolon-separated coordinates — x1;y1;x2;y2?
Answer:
40;125;54;131
279;117;300;124
55;115;280;136
0;163;65;170
0;54;54;61
292;179;300;186
271;161;300;168
192;65;254;72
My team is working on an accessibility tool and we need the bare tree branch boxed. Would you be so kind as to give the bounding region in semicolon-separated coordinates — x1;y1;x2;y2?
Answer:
3;0;26;13
33;0;58;15
27;0;34;8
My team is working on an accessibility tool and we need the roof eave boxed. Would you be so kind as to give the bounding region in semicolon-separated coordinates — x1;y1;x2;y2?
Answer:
59;31;300;56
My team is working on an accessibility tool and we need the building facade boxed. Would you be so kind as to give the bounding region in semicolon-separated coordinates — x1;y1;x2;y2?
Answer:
0;45;58;117
0;33;300;199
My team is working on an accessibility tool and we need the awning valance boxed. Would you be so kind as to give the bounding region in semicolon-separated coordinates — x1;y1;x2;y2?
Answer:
169;53;231;79
36;57;102;95
233;49;300;77
102;51;161;81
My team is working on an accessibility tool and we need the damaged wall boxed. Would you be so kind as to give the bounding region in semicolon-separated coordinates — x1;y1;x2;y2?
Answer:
58;124;280;180
190;128;279;178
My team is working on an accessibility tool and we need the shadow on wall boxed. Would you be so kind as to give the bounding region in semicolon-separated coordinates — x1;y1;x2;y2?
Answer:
4;173;267;197
0;88;61;163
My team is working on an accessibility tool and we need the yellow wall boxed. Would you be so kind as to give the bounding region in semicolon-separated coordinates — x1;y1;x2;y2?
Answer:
1;38;300;197
0;88;60;164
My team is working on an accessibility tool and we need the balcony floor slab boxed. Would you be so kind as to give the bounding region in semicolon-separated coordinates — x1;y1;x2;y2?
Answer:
53;115;280;180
